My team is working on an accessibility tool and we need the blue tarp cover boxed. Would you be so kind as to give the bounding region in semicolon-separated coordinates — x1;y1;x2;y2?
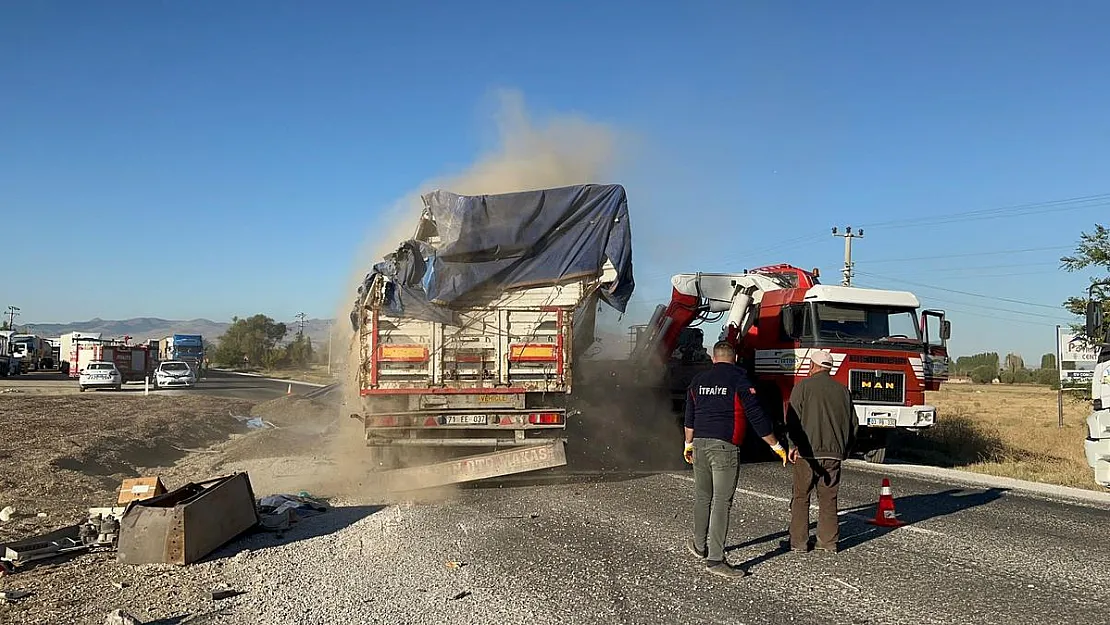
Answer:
352;184;634;327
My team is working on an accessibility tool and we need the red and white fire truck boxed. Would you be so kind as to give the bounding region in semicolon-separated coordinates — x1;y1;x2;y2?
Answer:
63;334;158;384
630;264;950;462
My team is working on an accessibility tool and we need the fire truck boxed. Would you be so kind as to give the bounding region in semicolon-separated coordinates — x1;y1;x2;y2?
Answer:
630;264;950;463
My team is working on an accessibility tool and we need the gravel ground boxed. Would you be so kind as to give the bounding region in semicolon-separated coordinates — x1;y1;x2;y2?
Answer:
4;393;1109;624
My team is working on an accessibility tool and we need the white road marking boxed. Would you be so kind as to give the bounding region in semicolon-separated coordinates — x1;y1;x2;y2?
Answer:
667;473;946;537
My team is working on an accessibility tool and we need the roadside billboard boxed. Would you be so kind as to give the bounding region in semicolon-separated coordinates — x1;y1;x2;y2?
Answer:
1057;327;1097;389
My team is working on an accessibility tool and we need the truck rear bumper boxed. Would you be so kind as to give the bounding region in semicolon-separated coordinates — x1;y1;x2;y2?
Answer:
366;440;568;490
853;404;936;429
365;436;562;447
1085;410;1110;488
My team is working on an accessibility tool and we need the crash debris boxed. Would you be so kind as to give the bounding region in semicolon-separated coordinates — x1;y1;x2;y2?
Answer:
0;471;331;576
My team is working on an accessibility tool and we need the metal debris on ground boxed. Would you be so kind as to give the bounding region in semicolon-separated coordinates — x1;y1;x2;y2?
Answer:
0;506;15;522
256;493;329;532
445;560;467;569
211;587;245;601
450;591;472;601
116;472;260;566
0;589;32;603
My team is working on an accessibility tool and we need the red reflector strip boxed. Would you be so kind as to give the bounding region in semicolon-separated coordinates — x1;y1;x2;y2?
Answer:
424;417;439;427
527;412;563;425
366;415;400;427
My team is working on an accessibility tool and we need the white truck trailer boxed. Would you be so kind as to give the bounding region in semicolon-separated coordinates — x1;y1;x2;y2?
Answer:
348;184;634;488
58;332;103;375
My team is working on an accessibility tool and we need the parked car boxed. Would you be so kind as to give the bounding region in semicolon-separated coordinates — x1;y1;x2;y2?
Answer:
79;361;122;392
154;360;197;389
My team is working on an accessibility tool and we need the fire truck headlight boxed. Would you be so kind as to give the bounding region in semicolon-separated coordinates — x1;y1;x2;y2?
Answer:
915;410;935;425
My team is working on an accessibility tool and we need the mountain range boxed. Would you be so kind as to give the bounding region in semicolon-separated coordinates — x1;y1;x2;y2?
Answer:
21;317;337;346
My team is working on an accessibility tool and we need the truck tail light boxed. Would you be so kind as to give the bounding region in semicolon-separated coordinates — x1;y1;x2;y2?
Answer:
528;412;563;425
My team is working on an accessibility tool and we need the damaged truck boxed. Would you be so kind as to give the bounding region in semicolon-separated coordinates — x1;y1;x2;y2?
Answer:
348;184;634;487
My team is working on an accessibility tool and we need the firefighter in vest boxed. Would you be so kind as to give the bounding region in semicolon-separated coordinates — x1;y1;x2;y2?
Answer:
683;340;789;578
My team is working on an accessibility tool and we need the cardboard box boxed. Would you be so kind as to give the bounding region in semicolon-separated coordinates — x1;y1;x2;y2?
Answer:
117;477;167;505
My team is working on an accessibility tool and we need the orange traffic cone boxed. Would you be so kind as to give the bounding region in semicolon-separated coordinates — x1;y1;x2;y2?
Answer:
867;478;906;527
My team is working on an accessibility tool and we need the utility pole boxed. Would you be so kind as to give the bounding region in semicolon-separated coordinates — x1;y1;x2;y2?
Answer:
5;305;19;330
295;312;307;337
832;226;863;286
326;322;333;376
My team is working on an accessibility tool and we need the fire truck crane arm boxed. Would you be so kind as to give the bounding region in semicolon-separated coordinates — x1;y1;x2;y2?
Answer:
632;272;790;365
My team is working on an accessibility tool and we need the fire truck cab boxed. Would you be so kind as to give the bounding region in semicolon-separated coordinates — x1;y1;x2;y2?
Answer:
632;264;950;463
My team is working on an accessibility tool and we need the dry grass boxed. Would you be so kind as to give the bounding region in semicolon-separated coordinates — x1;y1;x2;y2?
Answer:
0;394;255;544
896;383;1097;490
256;364;338;385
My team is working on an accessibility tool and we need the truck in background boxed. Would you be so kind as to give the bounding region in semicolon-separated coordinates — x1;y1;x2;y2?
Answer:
1083;282;1110;488
11;335;55;371
47;338;62;370
58;332;102;375
0;330;19;375
66;337;157;384
0;333;13;376
160;334;204;372
348;184;634;488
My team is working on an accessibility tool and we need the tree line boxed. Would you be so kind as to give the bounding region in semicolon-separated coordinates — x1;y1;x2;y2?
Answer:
952;351;1060;387
210;314;323;370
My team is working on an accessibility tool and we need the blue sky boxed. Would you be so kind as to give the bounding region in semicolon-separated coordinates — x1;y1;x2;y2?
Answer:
2;1;1108;361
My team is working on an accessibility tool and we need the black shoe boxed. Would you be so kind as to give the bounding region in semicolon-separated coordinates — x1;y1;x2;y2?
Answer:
687;538;707;558
706;560;748;578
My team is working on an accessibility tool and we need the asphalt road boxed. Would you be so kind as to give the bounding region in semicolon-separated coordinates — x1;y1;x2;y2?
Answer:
0;369;321;402
188;369;324;402
407;461;1110;625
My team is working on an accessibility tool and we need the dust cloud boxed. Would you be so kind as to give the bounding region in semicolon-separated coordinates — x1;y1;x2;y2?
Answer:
248;88;683;500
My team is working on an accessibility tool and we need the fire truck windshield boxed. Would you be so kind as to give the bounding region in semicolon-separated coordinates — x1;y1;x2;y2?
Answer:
812;302;922;349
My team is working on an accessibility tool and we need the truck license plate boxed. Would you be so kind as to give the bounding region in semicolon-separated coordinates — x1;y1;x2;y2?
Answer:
443;415;489;425
867;416;896;427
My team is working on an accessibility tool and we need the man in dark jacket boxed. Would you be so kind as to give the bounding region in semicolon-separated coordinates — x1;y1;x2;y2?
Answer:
684;340;789;578
785;349;857;553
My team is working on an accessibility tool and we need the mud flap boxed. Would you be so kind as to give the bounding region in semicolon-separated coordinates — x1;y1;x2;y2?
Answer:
369;441;567;491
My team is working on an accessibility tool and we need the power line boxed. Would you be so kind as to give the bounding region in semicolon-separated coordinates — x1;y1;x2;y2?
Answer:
865;193;1110;230
858;245;1074;264
853;281;1071;326
897;261;1061;273
856;271;1069;313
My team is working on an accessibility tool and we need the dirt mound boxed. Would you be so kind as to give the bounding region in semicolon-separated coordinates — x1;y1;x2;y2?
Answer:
0;395;253;543
249;395;338;428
